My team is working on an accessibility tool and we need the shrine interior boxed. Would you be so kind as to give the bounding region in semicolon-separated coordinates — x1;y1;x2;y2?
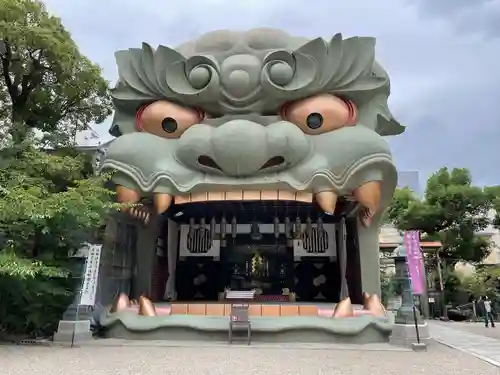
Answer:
148;197;364;305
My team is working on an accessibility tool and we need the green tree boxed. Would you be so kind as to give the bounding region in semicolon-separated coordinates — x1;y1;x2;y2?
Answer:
484;185;500;229
386;168;492;264
0;0;116;339
0;0;112;144
380;269;401;306
0;251;73;339
0;144;115;257
459;267;500;300
0;142;118;338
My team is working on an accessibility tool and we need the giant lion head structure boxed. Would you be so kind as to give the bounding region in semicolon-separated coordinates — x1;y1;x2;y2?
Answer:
100;28;404;231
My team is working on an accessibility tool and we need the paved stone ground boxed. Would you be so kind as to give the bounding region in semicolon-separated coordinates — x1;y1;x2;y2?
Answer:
1;341;499;375
445;322;500;340
429;321;500;367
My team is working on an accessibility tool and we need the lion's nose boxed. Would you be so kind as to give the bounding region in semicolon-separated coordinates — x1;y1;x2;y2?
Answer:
175;120;309;177
207;120;271;176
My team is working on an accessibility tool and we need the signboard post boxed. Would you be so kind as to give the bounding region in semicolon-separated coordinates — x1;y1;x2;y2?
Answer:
79;244;102;306
70;244;102;347
403;230;426;349
53;244;102;346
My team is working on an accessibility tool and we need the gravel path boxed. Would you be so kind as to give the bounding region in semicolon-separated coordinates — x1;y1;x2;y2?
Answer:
1;342;498;375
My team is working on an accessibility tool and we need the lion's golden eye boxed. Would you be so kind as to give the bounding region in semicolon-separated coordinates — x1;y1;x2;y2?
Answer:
136;100;204;139
280;94;357;135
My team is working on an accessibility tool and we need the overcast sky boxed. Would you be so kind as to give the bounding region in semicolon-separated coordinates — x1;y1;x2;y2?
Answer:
42;0;500;187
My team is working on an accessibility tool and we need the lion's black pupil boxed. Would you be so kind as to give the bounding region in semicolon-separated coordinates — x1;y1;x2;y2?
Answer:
306;113;323;129
161;117;178;133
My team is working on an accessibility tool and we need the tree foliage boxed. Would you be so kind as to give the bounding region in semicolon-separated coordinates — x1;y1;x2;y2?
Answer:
0;143;117;257
484;185;500;229
0;0;112;144
386;168;495;263
0;142;118;337
0;250;76;339
459;267;500;301
0;0;117;338
380;268;401;306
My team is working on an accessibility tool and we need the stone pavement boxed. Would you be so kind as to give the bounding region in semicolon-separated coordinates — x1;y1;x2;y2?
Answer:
1;340;499;375
429;321;500;367
445;321;500;341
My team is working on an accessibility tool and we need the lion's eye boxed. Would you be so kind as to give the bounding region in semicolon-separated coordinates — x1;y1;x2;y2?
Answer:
161;117;178;133
306;113;323;129
136;100;204;139
281;94;357;135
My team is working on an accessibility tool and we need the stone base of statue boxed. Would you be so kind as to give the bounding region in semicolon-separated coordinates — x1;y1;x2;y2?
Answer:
411;342;428;352
389;322;431;348
389;304;431;348
53;320;93;344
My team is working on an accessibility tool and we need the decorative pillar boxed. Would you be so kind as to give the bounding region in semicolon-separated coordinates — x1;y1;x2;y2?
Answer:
164;219;179;300
356;216;381;297
338;217;349;300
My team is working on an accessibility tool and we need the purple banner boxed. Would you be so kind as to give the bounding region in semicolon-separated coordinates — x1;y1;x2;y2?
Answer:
403;230;425;295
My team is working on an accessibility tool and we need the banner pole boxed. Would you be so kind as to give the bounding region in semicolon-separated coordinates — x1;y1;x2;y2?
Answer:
71;282;84;348
404;230;425;346
412;303;421;344
71;302;79;348
407;273;421;344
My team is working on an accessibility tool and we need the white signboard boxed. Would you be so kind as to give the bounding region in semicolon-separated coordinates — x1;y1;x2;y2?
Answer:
79;244;102;306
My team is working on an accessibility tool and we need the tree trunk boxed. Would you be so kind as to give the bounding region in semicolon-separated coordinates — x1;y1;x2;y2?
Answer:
9;112;28;145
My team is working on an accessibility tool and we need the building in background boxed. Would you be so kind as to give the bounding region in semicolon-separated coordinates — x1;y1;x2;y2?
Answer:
74;128;101;147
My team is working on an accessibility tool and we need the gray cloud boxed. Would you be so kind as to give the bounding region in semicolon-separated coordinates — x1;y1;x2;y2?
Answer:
409;0;500;38
42;0;500;186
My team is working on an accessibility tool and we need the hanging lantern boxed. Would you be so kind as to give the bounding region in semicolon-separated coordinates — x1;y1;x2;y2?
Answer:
210;217;216;239
284;217;291;238
231;216;237;238
285;217;293;247
250;222;262;241
294;217;302;239
306;216;313;236
317;217;324;235
189;217;195;237
220;216;227;246
273;217;280;239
